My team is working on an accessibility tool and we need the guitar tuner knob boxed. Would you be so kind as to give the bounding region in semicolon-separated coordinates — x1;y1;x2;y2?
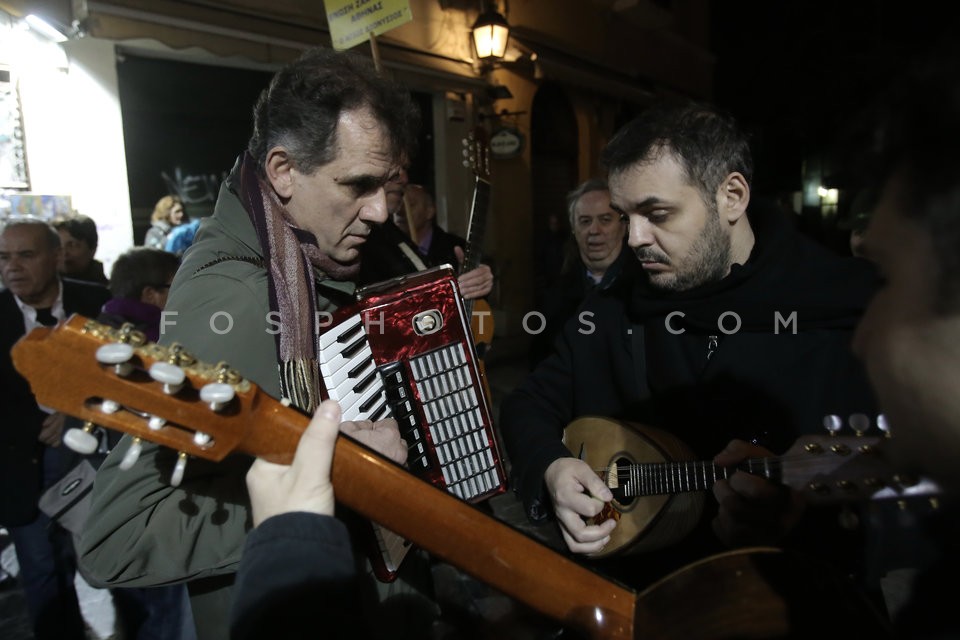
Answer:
877;414;890;435
200;383;235;412
119;437;142;470
96;343;135;377
63;421;99;455
193;431;212;447
170;452;188;487
148;416;166;431
822;414;843;434
149;362;186;394
848;413;870;435
101;399;121;414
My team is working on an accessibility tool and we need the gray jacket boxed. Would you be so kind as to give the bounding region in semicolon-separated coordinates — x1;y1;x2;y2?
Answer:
78;177;355;640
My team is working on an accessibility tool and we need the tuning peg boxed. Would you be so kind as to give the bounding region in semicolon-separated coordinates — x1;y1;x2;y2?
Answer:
200;382;235;412
149;362;185;394
848;413;870;435
877;414;890;436
101;399;121;414
63;421;99;454
119;437;142;470
193;431;212;447
170;452;188;487
822;414;843;435
96;343;135;377
148;416;166;431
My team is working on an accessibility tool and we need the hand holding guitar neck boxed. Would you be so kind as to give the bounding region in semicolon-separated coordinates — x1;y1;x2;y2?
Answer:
710;439;806;548
246;400;343;527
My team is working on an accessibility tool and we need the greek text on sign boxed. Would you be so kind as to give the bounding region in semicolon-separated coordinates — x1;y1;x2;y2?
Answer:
324;0;413;51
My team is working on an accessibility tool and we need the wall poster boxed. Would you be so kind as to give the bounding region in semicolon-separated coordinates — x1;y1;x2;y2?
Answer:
0;66;30;190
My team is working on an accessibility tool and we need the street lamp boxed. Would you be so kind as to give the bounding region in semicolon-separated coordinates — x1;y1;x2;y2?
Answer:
471;6;510;63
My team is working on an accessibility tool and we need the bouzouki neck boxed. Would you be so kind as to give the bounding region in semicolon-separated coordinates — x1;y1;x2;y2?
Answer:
461;127;492;321
612;458;769;499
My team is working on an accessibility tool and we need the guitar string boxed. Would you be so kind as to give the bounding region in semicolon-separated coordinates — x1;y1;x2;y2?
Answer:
593;452;883;476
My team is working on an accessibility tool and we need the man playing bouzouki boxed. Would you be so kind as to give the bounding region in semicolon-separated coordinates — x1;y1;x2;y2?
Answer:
499;101;895;602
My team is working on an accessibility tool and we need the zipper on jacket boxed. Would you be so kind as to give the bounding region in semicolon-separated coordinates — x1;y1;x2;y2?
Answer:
706;334;719;361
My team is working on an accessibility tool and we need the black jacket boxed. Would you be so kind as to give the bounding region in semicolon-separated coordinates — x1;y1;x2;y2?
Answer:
0;279;110;525
500;201;880;583
359;220;466;287
528;244;634;369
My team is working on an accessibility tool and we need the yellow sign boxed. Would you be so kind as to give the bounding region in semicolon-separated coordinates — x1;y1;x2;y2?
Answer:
324;0;413;51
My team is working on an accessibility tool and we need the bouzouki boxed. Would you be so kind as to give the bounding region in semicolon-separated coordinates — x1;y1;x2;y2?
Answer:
461;127;495;360
564;416;940;558
12;317;895;639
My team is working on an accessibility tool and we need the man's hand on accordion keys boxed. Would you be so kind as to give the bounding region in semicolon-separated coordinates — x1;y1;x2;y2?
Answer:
339;414;408;466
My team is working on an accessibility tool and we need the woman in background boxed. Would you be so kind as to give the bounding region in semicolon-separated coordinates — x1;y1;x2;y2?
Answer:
144;195;185;249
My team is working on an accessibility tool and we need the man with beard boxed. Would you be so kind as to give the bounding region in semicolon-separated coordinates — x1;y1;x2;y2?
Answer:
78;47;416;640
499;102;882;594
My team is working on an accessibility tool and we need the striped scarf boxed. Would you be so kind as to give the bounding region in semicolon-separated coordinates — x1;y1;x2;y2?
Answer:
236;151;359;412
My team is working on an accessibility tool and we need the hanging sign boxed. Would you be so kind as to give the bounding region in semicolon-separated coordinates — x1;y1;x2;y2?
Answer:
489;127;524;159
324;0;413;51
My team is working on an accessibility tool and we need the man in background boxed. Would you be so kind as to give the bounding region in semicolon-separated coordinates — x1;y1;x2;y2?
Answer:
53;213;108;285
360;168;493;302
0;218;109;639
528;179;631;368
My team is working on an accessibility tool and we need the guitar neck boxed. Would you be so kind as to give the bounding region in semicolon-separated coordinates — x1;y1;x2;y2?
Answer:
460;175;491;322
249;405;636;639
461;175;490;277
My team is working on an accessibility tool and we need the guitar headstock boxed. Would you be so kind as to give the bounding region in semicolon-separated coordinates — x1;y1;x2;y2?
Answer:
11;315;276;471
462;127;490;182
780;416;939;505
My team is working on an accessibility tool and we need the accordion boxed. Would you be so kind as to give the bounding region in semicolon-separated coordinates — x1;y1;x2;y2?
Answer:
318;265;507;580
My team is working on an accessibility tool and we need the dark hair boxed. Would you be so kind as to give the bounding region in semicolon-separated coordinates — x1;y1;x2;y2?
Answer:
601;101;753;206
566;178;610;229
247;47;420;176
109;247;181;299
869;49;960;311
53;213;99;252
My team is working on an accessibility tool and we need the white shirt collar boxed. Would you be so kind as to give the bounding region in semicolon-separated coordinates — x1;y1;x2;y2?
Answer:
14;279;65;332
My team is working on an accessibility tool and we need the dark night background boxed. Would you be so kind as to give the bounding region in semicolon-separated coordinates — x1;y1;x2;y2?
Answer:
709;0;959;251
712;0;958;193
